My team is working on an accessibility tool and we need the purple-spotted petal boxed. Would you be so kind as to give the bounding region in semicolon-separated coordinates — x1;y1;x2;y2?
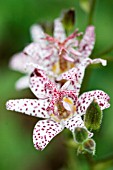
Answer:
57;58;107;94
24;42;56;70
6;99;50;118
64;115;85;132
30;69;49;99
24;43;43;60
9;52;30;73
33;119;64;150
30;68;57;99
15;76;29;90
64;115;93;137
57;63;86;95
54;18;66;42
76;90;110;116
79;26;95;58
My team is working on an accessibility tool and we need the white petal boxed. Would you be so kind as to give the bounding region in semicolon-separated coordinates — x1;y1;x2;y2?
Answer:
6;99;50;118
15;75;29;90
9;52;30;73
24;43;55;70
33;119;64;150
76;90;110;115
89;58;107;66
30;68;56;99
65;115;85;132
30;24;46;47
57;64;85;95
54;18;66;42
79;26;95;58
24;43;43;60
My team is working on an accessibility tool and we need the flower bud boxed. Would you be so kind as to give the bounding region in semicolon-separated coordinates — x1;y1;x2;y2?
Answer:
74;127;88;143
83;139;96;155
61;8;75;31
84;99;103;130
40;21;54;35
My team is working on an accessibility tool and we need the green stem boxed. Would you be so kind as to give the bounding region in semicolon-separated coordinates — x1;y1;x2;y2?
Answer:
88;0;96;25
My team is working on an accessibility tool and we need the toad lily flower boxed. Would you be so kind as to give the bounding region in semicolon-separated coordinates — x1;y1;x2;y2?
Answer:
9;17;95;90
24;18;81;75
6;68;110;151
24;18;95;75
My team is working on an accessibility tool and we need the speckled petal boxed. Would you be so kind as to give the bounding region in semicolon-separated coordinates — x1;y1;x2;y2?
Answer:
30;68;56;99
57;58;107;93
79;26;95;58
64;115;93;137
65;115;85;132
6;99;50;118
33;119;64;150
76;90;110;116
57;64;85;95
9;52;31;73
24;42;55;69
15;75;29;90
54;18;66;42
24;43;43;60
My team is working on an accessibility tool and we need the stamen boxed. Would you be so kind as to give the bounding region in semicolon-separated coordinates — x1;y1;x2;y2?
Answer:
51;97;76;122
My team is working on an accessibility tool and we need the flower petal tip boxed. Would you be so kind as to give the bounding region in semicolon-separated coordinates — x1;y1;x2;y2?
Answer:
6;100;13;111
102;59;107;66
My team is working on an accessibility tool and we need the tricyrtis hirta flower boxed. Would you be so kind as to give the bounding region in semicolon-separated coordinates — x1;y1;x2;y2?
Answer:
25;18;95;74
6;68;110;151
9;16;96;90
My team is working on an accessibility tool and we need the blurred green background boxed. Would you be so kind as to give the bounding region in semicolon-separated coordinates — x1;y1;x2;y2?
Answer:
0;0;113;170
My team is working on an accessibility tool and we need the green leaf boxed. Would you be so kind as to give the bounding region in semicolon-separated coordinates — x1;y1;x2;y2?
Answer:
84;99;103;130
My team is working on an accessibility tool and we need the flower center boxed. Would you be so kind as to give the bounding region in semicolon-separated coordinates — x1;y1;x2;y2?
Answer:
52;53;74;75
51;97;76;122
